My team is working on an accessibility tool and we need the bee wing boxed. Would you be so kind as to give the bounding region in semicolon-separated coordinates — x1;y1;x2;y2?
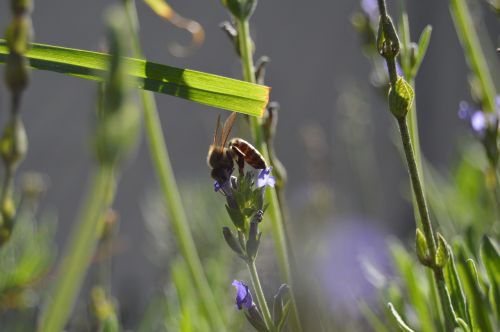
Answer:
221;112;237;146
213;114;222;146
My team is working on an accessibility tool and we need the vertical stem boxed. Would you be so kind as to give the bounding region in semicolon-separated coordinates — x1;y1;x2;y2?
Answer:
397;118;456;331
235;17;302;332
122;1;227;330
376;0;456;330
235;17;290;290
248;260;274;331
38;166;115;332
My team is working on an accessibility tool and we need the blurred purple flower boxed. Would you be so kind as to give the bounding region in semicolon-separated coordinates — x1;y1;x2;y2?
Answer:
361;0;379;23
315;218;392;316
458;98;500;139
232;280;253;310
256;167;276;188
214;181;222;192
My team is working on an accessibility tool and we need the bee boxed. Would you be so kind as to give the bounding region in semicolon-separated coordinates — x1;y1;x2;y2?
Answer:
207;112;267;186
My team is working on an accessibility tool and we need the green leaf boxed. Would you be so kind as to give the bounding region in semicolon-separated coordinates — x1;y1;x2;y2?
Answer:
410;25;432;78
387;303;416;332
480;236;500;319
0;40;269;117
444;247;469;325
359;301;391;332
457;249;494;332
390;241;435;332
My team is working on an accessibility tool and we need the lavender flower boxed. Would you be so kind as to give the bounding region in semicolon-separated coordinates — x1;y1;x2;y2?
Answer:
458;98;500;139
256;167;276;188
232;280;253;310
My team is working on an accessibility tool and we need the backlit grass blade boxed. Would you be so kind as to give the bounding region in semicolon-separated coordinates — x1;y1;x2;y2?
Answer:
0;40;269;117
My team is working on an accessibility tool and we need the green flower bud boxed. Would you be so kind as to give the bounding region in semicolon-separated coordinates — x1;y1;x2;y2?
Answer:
246;218;261;261
388;76;414;119
272;284;290;329
244;305;267;332
93;7;140;166
222;227;246;258
11;0;33;15
5;16;33;55
377;16;400;59
435;233;450;268
221;0;257;20
416;229;432;267
0;117;28;168
5;54;29;94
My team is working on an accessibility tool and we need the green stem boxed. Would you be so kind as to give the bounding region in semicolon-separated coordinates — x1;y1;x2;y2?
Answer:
377;0;456;330
450;0;497;113
235;16;302;332
248;260;275;331
397;118;456;331
122;1;227;330
38;166;115;332
235;16;289;290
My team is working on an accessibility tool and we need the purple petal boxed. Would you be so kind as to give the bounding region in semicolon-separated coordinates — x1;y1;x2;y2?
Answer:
256;167;275;188
471;111;486;132
214;181;221;192
232;280;253;310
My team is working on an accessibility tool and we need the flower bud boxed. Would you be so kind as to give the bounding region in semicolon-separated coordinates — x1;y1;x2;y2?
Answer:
255;56;270;85
222;227;246;258
5;16;33;55
244;305;267;332
272;284;290;329
219;21;240;56
5;54;29;94
0;116;28;169
377;16;400;59
11;0;33;15
93;7;140;166
435;233;450;268
246;219;261;260
416;229;432;267
221;0;257;20
388;77;414;119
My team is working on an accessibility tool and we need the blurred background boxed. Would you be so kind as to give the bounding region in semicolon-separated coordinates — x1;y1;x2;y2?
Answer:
0;0;498;330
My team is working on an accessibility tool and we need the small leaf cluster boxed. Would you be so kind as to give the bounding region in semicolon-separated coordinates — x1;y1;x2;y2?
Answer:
225;172;266;233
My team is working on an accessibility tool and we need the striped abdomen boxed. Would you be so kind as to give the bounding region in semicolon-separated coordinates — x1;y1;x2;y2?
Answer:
229;138;267;170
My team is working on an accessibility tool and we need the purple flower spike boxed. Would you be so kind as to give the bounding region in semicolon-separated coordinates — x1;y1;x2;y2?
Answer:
256;167;276;188
232;280;253;310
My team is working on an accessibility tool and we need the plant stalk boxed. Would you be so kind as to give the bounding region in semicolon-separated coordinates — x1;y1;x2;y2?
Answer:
122;1;227;330
397;118;456;331
248;260;275;331
38;166;115;332
377;0;456;330
235;16;302;332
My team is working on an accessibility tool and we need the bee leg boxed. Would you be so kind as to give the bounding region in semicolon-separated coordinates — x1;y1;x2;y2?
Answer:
231;146;245;175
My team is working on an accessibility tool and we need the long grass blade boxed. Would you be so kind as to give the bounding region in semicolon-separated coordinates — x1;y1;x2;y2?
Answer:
0;40;269;117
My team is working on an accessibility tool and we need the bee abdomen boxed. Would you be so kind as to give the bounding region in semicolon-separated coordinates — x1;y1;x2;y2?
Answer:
229;138;267;169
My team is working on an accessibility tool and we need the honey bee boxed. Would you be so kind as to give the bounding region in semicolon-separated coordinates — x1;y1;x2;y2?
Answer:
207;112;267;186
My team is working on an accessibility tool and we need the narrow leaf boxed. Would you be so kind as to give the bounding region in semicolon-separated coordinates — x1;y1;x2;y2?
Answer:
0;40;269;117
480;236;500;319
457;249;494;332
410;25;432;78
387;303;416;332
444;246;469;325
